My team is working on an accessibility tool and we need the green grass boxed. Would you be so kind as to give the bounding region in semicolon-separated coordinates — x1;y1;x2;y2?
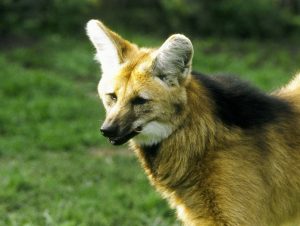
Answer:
0;33;299;226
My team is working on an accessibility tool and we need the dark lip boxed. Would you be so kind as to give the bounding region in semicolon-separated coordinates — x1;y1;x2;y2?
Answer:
108;130;140;145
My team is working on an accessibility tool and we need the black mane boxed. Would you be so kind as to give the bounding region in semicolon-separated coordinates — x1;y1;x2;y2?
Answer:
192;71;292;129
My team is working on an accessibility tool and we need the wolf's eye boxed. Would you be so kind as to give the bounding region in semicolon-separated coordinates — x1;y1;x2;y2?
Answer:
107;93;117;102
132;96;149;105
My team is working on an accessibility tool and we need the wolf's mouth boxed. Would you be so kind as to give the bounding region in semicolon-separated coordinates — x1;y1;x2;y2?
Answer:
108;126;142;145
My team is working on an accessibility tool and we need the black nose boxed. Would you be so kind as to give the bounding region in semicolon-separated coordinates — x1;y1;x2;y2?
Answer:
100;124;119;138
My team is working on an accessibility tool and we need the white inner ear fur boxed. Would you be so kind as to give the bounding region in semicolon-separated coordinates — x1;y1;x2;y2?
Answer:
153;34;193;86
86;20;120;77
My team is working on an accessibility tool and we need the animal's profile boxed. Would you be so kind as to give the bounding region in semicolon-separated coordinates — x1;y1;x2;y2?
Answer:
86;19;300;226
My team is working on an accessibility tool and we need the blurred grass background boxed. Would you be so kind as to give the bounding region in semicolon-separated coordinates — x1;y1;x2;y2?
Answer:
0;0;300;225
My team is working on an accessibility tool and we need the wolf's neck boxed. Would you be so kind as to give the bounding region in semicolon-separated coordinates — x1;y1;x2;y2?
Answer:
130;120;214;192
130;79;218;188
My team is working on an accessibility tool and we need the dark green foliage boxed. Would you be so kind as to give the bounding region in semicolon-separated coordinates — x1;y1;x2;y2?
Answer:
1;0;300;38
155;0;300;38
0;0;101;37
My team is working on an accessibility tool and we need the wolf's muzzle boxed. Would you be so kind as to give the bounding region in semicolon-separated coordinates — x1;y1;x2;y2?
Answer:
100;123;141;145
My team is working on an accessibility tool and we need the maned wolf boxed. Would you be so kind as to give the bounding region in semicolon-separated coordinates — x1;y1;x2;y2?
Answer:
86;20;300;226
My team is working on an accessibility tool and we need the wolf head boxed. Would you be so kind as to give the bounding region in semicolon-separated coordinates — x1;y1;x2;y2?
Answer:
86;20;194;146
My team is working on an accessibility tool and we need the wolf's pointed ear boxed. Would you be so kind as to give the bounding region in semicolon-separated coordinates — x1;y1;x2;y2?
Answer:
152;34;193;86
86;19;137;76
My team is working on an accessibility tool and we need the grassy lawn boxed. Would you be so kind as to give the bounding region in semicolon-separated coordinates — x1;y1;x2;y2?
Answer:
0;33;299;226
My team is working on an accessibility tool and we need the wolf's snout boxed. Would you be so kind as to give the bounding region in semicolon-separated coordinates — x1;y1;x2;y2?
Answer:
100;121;140;145
100;123;119;138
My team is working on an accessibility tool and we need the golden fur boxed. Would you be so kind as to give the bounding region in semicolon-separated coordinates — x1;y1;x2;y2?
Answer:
87;20;300;226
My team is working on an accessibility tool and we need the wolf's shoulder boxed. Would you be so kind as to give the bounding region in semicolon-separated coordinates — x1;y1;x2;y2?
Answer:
191;71;292;129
